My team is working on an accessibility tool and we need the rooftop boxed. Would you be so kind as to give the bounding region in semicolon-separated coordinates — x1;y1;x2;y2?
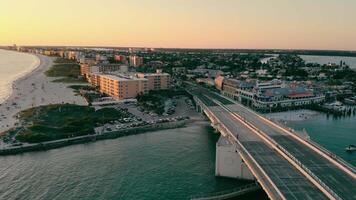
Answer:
100;74;147;82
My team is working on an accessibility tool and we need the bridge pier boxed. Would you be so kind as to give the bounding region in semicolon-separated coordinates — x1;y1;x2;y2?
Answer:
215;136;254;180
196;104;202;113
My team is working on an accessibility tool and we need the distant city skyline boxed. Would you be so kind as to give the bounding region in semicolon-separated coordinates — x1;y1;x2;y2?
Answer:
1;0;356;50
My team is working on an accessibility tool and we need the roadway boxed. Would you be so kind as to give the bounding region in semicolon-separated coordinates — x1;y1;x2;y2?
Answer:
192;86;356;200
191;88;328;199
213;107;328;199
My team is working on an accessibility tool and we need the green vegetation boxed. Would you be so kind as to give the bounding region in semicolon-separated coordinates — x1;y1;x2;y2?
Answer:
9;104;133;143
137;89;189;115
83;93;105;104
54;57;75;64
45;63;81;78
45;57;82;83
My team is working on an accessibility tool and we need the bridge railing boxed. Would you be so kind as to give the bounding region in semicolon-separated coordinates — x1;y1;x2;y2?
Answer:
205;88;356;176
216;122;286;200
214;100;342;200
277;145;342;200
195;101;285;200
269;118;356;175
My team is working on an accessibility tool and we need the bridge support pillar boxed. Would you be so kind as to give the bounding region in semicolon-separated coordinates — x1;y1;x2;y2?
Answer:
196;104;202;113
215;136;254;180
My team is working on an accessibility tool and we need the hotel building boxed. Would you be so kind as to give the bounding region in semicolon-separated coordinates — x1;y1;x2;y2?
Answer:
136;70;171;90
99;74;148;100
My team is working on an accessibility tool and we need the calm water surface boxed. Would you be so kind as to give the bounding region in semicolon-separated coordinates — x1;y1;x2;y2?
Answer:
261;54;356;69
300;55;356;69
288;114;356;166
0;124;256;200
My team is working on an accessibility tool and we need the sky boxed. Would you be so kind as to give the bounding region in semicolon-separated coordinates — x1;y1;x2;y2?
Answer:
1;0;356;50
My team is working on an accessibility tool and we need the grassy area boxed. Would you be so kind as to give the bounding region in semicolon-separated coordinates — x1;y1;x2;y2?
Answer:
137;89;189;115
8;104;133;143
45;57;82;83
54;57;76;64
67;85;104;104
45;63;81;78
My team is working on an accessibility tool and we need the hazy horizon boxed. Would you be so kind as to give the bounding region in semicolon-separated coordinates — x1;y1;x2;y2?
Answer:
1;0;356;50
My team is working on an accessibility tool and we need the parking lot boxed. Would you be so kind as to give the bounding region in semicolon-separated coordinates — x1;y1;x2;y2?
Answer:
94;97;195;134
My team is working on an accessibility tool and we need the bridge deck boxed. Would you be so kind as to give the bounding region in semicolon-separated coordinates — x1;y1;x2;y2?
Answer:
190;86;356;200
225;103;356;200
212;106;328;200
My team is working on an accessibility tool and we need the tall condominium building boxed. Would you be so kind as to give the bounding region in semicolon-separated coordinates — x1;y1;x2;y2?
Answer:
99;74;148;100
129;56;144;67
136;70;171;90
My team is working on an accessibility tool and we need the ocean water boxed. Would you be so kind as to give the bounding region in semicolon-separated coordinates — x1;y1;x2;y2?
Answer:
0;125;261;200
0;49;40;103
288;114;356;166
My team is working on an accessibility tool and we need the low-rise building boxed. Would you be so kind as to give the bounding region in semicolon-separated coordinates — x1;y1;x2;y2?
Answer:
114;55;127;63
221;79;325;110
196;78;215;86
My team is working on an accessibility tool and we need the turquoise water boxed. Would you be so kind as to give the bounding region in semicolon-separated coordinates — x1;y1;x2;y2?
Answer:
0;124;258;200
288;114;356;166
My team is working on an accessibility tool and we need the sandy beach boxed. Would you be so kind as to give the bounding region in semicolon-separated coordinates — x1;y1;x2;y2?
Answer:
0;54;87;133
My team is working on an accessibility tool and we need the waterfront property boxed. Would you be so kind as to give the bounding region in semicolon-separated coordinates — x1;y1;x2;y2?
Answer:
221;78;325;111
98;74;148;100
85;70;171;101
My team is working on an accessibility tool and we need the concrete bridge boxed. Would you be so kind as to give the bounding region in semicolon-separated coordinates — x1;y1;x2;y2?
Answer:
188;86;356;200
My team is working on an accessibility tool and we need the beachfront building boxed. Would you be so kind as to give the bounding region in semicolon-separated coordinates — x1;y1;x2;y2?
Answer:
98;74;148;100
136;70;171;90
129;56;144;67
80;64;128;80
221;78;325;111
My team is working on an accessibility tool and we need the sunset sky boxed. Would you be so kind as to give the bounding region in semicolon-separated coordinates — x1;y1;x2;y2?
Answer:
1;0;356;50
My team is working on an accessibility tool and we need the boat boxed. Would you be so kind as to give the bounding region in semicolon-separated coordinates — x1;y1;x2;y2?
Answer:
345;145;356;152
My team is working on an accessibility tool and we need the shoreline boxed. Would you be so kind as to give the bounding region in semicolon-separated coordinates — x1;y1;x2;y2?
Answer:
0;119;206;156
0;50;41;103
0;54;87;134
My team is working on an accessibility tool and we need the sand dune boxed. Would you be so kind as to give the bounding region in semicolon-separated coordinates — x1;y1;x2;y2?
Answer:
0;55;87;133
